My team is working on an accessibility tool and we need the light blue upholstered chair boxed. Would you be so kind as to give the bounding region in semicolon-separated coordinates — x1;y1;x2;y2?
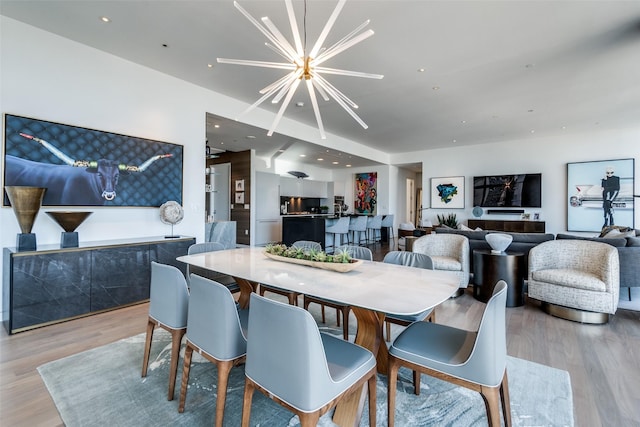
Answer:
178;275;248;426
412;233;470;296
381;214;395;244
303;245;373;340
259;240;322;306
348;215;368;245
241;293;377;427
382;251;435;341
325;216;350;253
142;262;190;401
187;242;239;294
387;281;511;427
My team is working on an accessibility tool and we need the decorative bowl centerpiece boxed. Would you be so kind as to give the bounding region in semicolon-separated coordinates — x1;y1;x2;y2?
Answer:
264;244;362;273
485;233;513;254
45;211;93;248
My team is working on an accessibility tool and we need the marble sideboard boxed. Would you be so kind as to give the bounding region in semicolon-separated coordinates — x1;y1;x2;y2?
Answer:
2;236;195;334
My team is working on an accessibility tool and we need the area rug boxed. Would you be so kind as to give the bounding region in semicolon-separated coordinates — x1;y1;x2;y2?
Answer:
38;327;573;427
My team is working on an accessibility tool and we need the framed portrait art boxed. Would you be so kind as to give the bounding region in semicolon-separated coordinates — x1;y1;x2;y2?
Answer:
431;176;465;209
567;158;634;232
3;114;183;207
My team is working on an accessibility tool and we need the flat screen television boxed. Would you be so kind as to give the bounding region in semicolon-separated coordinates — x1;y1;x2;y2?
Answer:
473;173;542;208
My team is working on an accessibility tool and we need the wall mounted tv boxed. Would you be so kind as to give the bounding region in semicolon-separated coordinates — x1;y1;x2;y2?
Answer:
473;174;542;208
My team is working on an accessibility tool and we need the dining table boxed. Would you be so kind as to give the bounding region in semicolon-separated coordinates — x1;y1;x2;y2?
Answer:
177;246;459;427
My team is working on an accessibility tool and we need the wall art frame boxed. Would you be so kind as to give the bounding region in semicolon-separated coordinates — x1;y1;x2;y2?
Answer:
354;172;377;214
567;158;634;232
430;176;465;209
3;114;183;207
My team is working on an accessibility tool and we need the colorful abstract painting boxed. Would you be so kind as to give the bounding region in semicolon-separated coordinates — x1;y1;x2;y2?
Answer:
355;172;377;214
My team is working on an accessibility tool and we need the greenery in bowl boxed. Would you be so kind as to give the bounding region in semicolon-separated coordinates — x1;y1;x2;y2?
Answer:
265;243;353;263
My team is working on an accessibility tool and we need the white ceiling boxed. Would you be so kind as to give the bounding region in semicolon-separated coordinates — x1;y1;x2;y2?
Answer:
2;0;640;171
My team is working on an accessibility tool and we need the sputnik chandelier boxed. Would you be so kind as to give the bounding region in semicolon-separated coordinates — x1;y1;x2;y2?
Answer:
217;0;383;139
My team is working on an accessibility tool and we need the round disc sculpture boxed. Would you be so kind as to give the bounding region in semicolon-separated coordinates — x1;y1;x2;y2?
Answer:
485;233;513;254
5;186;46;251
45;211;93;248
159;201;184;238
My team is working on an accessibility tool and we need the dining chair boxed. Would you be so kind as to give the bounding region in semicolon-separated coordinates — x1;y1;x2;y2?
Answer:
387;281;511;427
241;293;377;427
303;245;373;340
348;215;368;245
382;251;435;342
325;216;350;253
381;214;395;244
141;261;190;401
187;242;239;294
178;274;248;426
259;240;322;306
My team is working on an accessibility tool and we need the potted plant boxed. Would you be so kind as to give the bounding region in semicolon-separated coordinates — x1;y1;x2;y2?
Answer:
319;205;329;214
437;213;459;228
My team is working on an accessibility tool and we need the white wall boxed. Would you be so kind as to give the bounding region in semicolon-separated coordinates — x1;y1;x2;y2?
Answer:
391;128;640;234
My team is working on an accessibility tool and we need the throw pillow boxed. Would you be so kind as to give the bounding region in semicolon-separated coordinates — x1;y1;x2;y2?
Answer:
599;225;632;238
458;224;473;231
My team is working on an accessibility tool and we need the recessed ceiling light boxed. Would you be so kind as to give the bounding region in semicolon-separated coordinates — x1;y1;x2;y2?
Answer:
346;164;352;167
100;16;110;23
418;68;425;72
461;120;466;124
530;130;535;133
317;158;324;161
278;149;285;152
296;102;304;107
299;154;306;157
562;126;566;130
453;139;457;143
208;64;214;68
246;135;256;139
332;161;339;165
432;86;440;90
214;124;220;128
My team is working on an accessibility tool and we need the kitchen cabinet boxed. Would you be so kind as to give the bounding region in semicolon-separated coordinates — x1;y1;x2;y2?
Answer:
279;177;328;198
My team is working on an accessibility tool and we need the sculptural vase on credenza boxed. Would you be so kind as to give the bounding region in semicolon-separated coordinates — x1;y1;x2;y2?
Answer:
45;211;93;248
5;186;47;251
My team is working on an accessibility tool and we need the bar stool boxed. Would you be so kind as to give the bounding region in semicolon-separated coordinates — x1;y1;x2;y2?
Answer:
381;214;395;244
325;216;350;253
349;215;368;246
366;215;383;244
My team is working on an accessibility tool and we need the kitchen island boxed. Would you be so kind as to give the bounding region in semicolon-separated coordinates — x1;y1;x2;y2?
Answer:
281;215;334;248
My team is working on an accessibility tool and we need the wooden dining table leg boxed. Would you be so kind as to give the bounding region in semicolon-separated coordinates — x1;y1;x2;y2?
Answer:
234;277;258;309
332;307;386;427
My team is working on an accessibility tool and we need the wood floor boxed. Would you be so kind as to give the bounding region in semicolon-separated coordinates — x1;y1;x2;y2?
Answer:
1;241;639;427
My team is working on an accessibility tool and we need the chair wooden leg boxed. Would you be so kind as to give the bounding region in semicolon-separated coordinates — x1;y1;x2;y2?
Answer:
141;318;155;377
387;357;399;427
335;307;340;326
341;307;350;340
500;371;512;427
480;386;503;427
413;370;421;395
367;373;377;427
178;343;194;413
298;412;321;427
167;328;185;401
385;321;391;342
215;361;234;427
241;378;256;427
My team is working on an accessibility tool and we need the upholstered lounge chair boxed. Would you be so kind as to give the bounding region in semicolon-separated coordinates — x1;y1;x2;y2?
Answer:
412;233;470;296
528;239;620;324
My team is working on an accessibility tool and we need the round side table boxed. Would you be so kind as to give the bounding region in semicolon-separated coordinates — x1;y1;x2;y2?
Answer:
473;249;525;307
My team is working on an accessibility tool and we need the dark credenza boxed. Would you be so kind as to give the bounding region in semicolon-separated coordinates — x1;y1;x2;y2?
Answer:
2;236;195;334
467;219;546;233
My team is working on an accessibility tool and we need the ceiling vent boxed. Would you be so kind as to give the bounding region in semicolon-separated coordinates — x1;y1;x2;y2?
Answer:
288;171;309;179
